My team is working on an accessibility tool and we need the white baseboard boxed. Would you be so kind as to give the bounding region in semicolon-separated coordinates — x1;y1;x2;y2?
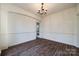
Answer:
75;45;79;48
39;33;78;48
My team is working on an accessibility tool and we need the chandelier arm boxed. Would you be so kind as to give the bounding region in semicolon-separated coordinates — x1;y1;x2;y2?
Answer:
37;3;47;15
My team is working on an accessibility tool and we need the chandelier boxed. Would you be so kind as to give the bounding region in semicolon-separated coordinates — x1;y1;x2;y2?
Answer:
37;3;47;15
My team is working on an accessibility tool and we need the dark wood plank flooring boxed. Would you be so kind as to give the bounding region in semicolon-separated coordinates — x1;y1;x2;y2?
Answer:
1;38;79;56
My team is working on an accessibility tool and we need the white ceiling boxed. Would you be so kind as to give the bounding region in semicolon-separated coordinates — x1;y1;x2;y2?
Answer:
14;3;76;15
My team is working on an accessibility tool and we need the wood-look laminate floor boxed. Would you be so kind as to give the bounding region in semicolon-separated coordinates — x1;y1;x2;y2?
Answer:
1;38;79;56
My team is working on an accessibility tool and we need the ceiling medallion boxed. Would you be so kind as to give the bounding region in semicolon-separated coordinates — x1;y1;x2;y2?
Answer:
37;3;47;15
